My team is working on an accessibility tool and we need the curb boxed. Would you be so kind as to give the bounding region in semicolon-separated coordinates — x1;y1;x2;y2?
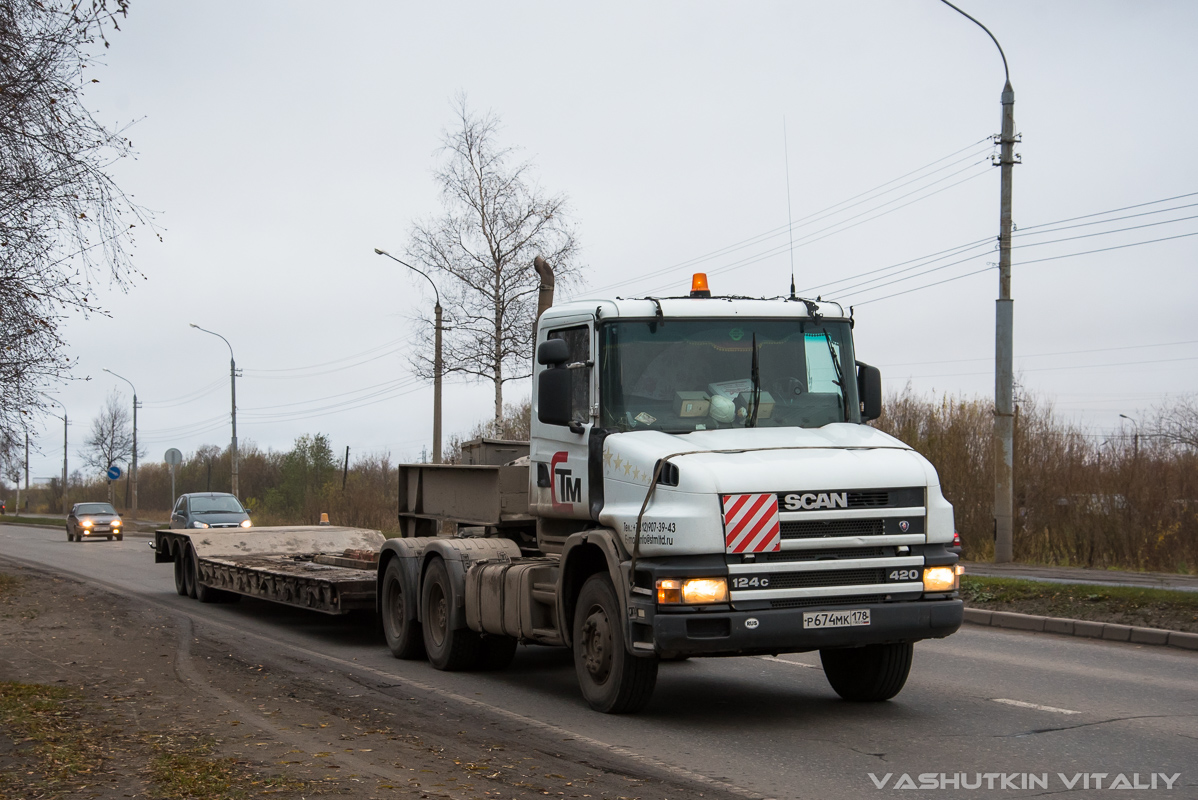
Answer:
963;608;1198;651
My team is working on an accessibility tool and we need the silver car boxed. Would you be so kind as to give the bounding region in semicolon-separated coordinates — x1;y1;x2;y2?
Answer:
67;502;124;542
170;492;252;529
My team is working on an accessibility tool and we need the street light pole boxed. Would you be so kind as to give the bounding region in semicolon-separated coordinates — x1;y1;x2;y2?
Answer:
190;324;240;496
1119;414;1139;460
102;368;139;518
44;396;68;514
375;248;443;464
940;0;1018;563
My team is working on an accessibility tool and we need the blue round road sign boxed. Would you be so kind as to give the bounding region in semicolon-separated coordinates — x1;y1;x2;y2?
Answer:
106;465;122;481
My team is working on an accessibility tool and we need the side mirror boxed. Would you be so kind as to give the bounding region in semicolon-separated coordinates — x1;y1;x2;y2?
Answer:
537;338;570;366
857;362;882;422
538;366;572;426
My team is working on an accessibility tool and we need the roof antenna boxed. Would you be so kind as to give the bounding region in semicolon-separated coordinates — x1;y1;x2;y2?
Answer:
784;116;797;300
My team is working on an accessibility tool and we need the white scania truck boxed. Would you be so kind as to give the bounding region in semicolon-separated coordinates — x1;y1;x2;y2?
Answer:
156;269;963;714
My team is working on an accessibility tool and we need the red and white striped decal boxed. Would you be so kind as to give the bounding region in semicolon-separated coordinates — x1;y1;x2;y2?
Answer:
722;493;781;553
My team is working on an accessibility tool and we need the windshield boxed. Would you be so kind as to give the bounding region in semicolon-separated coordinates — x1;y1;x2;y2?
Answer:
77;503;116;515
599;318;859;433
190;496;245;514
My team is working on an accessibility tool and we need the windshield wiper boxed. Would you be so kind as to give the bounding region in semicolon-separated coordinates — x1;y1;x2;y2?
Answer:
823;331;848;422
746;332;761;428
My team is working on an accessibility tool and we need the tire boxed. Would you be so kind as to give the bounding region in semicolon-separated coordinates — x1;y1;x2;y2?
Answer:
420;558;482;670
107;535;113;541
478;636;518;671
173;547;188;596
572;573;658;714
183;547;198;599
66;525;74;542
820;642;914;702
381;559;425;660
115;534;123;542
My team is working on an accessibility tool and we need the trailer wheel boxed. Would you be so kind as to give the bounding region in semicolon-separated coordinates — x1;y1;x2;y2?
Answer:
173;546;189;596
381;559;425;660
183;547;198;599
819;642;913;702
420;558;481;670
478;636;518;671
573;574;658;713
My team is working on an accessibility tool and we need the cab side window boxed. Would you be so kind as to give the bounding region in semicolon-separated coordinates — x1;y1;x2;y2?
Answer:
174;497;186;516
548;326;591;424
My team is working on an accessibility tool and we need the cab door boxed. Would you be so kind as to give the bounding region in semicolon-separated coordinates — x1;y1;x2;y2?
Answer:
531;318;595;519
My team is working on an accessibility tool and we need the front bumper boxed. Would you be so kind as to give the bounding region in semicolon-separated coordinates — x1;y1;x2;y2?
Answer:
643;598;963;658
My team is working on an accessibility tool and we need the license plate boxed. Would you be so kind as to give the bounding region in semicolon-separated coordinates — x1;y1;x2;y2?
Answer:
803;609;871;629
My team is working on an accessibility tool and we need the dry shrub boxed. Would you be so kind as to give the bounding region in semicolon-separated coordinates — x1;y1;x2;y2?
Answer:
873;387;1198;573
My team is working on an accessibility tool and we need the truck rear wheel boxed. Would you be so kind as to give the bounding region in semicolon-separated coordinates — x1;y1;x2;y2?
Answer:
381;559;425;660
420;558;482;670
573;574;657;714
820;642;913;702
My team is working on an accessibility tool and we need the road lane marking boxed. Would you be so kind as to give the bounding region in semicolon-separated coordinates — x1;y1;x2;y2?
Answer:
993;698;1080;715
759;655;821;670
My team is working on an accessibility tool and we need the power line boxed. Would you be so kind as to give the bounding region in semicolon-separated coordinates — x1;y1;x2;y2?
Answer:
587;137;993;295
878;338;1198;369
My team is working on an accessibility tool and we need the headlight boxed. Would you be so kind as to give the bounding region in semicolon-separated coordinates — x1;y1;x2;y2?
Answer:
657;577;728;605
922;566;958;592
82;519;93;527
190;520;209;528
240;519;252;528
112;520;121;527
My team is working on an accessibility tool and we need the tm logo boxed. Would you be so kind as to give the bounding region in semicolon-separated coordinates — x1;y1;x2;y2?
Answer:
550;451;582;510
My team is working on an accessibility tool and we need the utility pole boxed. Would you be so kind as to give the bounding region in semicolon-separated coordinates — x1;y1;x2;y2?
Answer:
940;0;1018;563
375;248;443;463
103;369;140;518
190;324;240;496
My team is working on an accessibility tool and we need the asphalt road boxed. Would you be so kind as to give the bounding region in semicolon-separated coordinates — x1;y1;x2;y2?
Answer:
1;523;1195;799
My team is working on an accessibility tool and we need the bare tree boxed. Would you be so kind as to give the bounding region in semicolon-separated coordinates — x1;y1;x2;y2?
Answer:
0;0;149;444
81;390;132;502
407;96;579;427
1147;394;1198;451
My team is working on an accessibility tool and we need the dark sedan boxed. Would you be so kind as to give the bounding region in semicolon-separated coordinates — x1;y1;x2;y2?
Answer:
170;492;251;529
67;502;123;542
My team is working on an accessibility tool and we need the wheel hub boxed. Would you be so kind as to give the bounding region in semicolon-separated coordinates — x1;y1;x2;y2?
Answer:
581;605;613;682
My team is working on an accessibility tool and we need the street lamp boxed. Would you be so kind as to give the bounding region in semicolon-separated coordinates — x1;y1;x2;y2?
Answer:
1119;414;1139;460
940;0;1018;564
375;248;443;464
190;323;240;497
102;368;140;518
43;395;68;515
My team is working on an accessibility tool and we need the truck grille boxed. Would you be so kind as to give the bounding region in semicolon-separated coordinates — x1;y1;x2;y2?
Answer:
769;594;881;609
781;519;884;539
742;547;884;563
766;568;885;590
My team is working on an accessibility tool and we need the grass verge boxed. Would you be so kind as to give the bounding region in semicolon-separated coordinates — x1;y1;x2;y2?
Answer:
148;737;307;800
961;575;1198;633
0;515;63;528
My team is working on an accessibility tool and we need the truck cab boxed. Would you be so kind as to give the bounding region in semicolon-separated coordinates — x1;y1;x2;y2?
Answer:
528;281;961;703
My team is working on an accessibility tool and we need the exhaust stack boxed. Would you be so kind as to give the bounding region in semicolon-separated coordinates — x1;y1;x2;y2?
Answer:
534;255;555;321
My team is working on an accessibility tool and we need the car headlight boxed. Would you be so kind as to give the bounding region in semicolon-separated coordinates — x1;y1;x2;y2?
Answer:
656;577;729;605
922;566;959;592
240;519;252;528
112;520;121;527
82;519;93;527
190;520;209;528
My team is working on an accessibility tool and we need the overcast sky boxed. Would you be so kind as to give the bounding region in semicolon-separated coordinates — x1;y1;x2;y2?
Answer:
18;0;1198;488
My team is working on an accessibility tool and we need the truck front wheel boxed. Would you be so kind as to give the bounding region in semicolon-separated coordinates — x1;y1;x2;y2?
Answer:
573;574;658;714
381;559;425;660
820;642;913;702
420;558;482;670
